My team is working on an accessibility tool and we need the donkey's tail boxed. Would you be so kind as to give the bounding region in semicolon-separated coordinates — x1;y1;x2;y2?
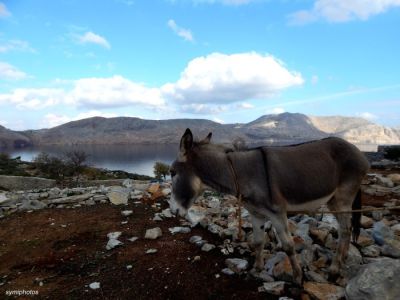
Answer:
351;189;362;243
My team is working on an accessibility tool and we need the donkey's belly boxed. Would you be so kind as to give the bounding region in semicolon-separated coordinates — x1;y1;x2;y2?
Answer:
286;191;335;212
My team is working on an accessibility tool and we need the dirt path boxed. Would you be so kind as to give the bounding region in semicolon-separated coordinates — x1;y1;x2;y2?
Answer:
0;200;272;300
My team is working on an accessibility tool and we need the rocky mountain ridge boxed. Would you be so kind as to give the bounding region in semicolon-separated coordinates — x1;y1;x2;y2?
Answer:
0;113;399;149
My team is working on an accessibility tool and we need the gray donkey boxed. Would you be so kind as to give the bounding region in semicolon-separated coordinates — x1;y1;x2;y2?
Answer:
169;129;369;284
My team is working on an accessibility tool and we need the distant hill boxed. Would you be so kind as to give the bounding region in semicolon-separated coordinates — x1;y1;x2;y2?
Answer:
1;113;399;149
0;125;31;149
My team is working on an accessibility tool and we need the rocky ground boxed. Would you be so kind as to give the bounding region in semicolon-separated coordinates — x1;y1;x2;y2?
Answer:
0;167;400;299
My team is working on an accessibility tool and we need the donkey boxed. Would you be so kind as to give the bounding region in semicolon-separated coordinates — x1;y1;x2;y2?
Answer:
169;129;370;284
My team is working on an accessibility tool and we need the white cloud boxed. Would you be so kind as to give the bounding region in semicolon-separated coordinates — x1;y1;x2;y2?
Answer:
288;0;400;24
0;40;36;53
0;75;164;110
0;88;63;109
237;102;254;109
0;2;11;18
162;52;303;104
66;76;164;108
0;62;28;80
78;31;111;49
167;19;194;42
357;112;378;120
180;103;227;114
212;117;225;124
266;107;285;114
40;110;118;128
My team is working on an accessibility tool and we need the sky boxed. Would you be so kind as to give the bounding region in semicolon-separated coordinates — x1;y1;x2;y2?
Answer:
0;0;400;130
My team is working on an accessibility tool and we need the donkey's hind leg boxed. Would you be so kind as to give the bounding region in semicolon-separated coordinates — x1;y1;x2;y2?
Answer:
267;211;302;285
327;194;353;276
250;213;266;270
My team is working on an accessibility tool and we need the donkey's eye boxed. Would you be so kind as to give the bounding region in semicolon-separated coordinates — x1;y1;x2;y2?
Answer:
170;170;176;177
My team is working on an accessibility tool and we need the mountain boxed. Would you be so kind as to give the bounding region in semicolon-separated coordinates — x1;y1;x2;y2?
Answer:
1;113;399;149
0;125;31;149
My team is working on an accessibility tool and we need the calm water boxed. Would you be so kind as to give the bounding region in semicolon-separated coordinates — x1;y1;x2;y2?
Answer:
4;143;378;177
5;144;179;177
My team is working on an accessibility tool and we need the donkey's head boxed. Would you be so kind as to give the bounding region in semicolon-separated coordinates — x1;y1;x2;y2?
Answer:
169;128;213;216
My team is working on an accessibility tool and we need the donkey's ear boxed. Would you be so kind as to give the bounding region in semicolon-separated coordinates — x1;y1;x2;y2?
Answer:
180;128;193;152
200;132;212;144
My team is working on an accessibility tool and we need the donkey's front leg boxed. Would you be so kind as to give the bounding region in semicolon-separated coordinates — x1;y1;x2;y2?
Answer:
268;212;303;285
250;214;266;270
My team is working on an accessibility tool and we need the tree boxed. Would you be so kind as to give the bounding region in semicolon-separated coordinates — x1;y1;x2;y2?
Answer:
64;150;88;177
153;161;170;180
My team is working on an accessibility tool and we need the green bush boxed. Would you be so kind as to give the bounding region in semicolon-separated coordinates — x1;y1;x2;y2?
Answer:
153;161;170;180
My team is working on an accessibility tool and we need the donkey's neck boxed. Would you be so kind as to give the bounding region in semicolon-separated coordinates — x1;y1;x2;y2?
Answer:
192;151;237;196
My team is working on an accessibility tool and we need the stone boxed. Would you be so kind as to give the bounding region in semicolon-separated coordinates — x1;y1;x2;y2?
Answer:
168;227;191;235
89;282;100;289
305;270;328;283
106;232;123;250
221;268;235;276
258;281;285;295
85;199;95;206
360;245;381;257
201;243;216;252
189;235;203;244
128;237;138;242
319;214;339;233
147;184;160;194
309;228;329;244
161;188;171;197
345;258;400;300
185;205;207;226
391;223;400;235
272;254;293;282
375;175;394;188
19;199;46;211
161;208;173;218
372;210;384;221
304;282;344;300
122;179;133;188
107;186;129;205
121;210;133;217
295;223;313;245
372;221;394;245
208;223;223;235
381;239;400;258
225;258;249;274
357;229;375;247
360;215;374;228
145;227;162;239
47;193;92;204
207;197;221;209
265;252;287;276
146;248;158;254
0;175;56;191
153;214;163;221
387;173;400;185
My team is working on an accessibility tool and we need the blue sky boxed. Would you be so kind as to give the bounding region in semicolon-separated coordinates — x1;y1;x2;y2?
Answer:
0;0;399;130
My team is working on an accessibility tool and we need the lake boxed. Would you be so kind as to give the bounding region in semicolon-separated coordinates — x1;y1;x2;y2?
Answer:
3;143;378;177
4;144;179;177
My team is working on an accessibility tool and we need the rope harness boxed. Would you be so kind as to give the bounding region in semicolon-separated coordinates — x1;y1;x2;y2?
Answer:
227;155;243;241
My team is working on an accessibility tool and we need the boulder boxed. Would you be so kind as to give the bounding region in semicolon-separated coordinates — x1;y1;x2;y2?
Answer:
0;175;56;191
360;216;374;228
19;199;47;211
372;221;394;245
387;173;400;185
47;193;92;204
360;245;381;257
201;243;216;252
345;258;400;300
225;258;249;274
258;281;285;295
107;186;129;205
304;282;344;300
375;175;394;188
